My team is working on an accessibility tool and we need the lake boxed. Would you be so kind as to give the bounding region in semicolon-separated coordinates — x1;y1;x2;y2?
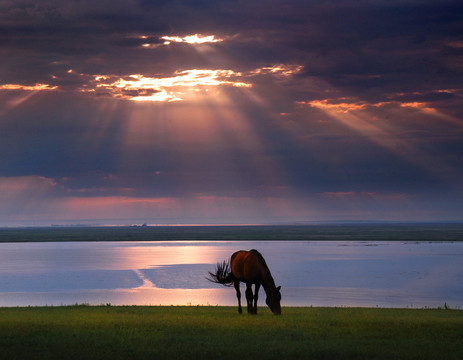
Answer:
0;240;462;308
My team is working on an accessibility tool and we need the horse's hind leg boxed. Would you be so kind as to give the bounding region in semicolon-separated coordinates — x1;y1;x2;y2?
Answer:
245;283;254;314
253;284;260;314
234;281;242;314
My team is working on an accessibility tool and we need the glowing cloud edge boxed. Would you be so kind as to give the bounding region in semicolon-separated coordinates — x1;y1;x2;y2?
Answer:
87;65;302;101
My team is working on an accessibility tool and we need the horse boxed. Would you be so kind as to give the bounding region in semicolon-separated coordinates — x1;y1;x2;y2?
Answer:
207;249;281;315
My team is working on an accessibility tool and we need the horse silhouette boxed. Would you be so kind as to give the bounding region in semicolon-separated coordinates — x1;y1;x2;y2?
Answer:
208;249;281;315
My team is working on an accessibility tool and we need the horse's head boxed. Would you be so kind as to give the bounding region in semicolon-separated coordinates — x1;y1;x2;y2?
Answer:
266;286;281;315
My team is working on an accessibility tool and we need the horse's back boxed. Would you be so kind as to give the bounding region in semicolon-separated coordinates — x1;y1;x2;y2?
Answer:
230;249;266;283
231;249;261;266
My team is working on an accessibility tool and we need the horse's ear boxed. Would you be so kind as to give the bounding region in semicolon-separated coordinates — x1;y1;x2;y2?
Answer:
276;286;281;291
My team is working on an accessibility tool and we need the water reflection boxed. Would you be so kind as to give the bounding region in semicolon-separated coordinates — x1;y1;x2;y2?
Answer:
0;241;462;308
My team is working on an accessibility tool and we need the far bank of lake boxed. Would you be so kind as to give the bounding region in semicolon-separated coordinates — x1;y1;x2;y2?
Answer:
1;223;463;242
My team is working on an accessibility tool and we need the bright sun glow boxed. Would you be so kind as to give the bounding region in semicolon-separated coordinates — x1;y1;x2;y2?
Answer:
161;34;223;44
84;69;252;101
80;65;302;102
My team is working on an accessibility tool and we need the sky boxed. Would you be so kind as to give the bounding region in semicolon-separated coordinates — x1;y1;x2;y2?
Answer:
1;0;463;226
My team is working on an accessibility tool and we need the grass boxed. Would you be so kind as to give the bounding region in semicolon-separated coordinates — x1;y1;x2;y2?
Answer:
0;306;462;359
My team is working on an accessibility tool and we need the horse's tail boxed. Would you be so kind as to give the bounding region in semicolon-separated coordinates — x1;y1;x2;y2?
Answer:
207;260;234;287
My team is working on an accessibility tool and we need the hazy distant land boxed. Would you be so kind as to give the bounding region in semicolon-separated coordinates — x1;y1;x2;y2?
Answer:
0;223;462;242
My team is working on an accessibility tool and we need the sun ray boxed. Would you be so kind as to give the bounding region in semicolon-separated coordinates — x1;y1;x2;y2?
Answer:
0;83;58;115
304;96;463;185
100;59;303;221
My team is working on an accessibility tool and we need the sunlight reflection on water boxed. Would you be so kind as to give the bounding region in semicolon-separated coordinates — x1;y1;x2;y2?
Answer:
0;241;462;308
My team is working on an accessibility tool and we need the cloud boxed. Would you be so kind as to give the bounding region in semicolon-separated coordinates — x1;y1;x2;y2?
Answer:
303;99;368;113
115;35;165;48
250;64;303;78
81;69;251;101
57;196;182;221
161;34;224;45
321;191;410;201
0;83;57;91
0;175;56;194
118;34;225;49
77;65;303;102
299;92;459;114
0;175;58;220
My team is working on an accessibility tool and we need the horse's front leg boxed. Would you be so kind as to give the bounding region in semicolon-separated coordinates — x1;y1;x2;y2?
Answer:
253;283;260;314
233;281;242;314
245;283;254;314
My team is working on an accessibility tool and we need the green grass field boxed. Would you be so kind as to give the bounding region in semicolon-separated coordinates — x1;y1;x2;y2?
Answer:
0;306;462;359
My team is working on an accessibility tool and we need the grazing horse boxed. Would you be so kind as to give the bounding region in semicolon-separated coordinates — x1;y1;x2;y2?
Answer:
208;249;281;315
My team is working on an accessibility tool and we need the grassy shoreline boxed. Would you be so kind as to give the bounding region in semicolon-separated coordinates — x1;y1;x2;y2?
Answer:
1;306;462;359
1;223;463;242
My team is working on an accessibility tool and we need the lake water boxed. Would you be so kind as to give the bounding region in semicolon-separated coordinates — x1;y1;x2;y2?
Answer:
0;241;462;308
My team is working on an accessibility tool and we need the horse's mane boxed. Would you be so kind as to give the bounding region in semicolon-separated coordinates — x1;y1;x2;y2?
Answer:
249;249;276;286
250;249;269;270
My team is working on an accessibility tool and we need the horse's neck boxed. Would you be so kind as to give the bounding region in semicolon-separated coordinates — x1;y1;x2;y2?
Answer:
260;267;277;293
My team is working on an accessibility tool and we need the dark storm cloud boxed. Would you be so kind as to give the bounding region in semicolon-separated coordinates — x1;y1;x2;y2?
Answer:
285;1;463;100
3;1;461;86
389;91;456;103
1;0;460;113
115;36;164;48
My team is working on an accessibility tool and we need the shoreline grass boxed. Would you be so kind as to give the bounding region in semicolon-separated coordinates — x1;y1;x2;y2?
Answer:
0;306;462;359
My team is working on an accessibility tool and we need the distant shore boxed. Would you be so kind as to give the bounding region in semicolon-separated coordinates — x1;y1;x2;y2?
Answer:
1;223;462;242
